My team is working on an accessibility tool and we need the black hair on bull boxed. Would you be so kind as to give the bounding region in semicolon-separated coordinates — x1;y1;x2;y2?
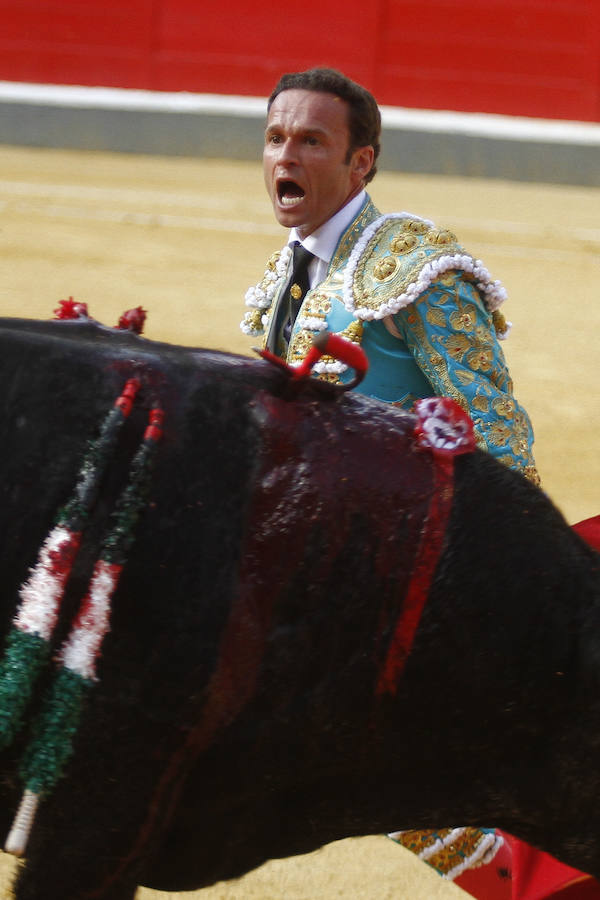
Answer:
0;318;598;900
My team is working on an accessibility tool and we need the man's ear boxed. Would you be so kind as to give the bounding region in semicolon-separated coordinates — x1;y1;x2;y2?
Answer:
351;145;375;182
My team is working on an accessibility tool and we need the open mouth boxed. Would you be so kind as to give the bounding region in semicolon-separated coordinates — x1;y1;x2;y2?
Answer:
277;180;305;207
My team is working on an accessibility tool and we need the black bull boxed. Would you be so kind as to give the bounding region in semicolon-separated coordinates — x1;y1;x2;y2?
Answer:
0;317;598;900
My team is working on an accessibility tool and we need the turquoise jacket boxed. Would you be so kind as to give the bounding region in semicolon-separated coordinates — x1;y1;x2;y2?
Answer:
242;196;539;484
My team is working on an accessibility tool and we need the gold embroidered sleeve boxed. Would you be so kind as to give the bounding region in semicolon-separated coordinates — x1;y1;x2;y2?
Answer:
391;273;539;482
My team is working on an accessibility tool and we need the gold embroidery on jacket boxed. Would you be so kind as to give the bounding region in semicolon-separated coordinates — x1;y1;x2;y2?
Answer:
449;304;477;332
426;306;446;328
492;396;516;419
287;200;380;380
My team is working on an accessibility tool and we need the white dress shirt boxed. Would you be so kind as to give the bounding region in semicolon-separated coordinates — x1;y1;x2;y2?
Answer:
288;190;367;288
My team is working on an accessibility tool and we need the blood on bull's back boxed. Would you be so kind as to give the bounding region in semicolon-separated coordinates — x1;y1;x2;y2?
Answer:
0;316;598;900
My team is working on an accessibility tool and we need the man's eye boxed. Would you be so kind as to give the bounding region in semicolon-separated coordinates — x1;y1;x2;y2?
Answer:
267;134;282;144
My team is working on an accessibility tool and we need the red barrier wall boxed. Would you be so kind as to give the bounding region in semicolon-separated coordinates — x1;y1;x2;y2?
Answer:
1;0;599;121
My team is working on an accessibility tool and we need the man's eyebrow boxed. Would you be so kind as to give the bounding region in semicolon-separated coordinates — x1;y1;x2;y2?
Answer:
302;126;329;136
265;122;329;136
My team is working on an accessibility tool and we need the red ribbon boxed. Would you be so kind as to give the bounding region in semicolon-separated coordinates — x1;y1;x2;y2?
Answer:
376;398;476;696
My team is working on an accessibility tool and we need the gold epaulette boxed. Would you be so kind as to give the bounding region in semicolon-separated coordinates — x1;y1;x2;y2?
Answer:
342;214;508;321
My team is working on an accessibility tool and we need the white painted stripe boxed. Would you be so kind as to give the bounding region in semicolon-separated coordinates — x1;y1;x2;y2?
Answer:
0;80;266;117
0;178;272;218
2;182;598;253
466;240;600;265
449;215;600;245
380;106;600;146
1;80;599;146
4;198;282;235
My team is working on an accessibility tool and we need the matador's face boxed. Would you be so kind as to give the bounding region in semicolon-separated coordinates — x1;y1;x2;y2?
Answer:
263;89;373;239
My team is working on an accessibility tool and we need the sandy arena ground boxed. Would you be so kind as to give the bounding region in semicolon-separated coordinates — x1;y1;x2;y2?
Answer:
0;144;599;898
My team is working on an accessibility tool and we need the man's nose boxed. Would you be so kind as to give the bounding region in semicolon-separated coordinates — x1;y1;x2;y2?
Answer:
276;138;298;165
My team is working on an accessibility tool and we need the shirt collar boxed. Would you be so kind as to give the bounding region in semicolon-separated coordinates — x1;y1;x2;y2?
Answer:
288;190;367;265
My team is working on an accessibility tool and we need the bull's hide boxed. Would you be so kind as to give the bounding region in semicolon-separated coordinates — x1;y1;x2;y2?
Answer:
0;317;598;900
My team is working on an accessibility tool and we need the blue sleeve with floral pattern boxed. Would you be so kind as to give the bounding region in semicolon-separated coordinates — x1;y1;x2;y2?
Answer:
392;270;539;484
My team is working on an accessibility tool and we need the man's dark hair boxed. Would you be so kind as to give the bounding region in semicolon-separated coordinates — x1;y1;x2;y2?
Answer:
267;68;381;184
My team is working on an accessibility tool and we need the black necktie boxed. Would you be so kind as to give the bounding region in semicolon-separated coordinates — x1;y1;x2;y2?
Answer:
274;242;314;356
